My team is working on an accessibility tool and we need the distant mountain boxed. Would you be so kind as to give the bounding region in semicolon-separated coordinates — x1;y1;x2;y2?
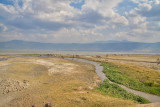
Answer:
94;40;131;43
0;40;160;53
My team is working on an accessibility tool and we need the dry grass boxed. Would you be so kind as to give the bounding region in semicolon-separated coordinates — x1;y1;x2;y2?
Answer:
79;54;160;95
85;54;160;70
0;55;136;107
109;61;160;87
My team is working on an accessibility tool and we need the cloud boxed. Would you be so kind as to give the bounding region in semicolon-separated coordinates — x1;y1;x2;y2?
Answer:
82;0;122;17
0;0;160;43
0;23;7;31
122;0;160;42
130;0;160;18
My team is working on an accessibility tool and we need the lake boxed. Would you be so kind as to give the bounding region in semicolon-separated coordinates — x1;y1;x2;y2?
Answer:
0;50;159;55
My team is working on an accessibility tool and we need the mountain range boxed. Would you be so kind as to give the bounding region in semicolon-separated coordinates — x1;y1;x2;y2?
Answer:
0;40;160;53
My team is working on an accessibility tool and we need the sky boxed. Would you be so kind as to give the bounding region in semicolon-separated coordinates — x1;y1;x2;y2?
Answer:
0;0;160;43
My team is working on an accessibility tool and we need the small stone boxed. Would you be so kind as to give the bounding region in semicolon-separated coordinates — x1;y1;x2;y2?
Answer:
44;102;52;107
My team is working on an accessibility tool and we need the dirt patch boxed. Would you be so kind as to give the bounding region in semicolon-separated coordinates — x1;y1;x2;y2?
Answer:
0;79;29;94
30;59;78;75
48;63;77;75
34;59;55;66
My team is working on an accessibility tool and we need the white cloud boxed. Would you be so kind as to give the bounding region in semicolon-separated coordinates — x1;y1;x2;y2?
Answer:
0;23;7;31
82;0;122;17
0;0;160;43
139;3;152;11
154;0;160;4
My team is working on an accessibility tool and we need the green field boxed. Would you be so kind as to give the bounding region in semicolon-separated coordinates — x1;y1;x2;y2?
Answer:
101;62;160;96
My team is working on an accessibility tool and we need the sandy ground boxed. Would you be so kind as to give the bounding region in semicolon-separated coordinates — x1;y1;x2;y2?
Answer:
137;103;160;107
0;55;137;107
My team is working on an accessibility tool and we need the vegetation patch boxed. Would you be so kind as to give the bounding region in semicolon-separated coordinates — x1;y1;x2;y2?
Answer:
101;62;160;96
98;79;150;104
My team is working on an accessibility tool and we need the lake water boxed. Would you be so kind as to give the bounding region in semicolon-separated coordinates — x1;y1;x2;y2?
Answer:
0;50;159;55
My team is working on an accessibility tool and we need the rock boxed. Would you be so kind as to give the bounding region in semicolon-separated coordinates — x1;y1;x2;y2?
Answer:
44;102;52;107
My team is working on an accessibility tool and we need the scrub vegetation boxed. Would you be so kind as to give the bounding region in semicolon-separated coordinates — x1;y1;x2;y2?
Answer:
101;62;160;96
98;79;150;104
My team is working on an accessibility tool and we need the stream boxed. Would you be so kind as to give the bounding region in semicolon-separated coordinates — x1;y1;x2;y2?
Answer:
67;58;160;103
1;55;160;103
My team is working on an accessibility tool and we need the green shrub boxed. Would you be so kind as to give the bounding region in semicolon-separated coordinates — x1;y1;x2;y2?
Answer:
98;80;150;104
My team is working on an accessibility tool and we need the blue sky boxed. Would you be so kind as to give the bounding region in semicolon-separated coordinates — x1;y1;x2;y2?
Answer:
0;0;160;43
0;0;14;5
70;0;85;10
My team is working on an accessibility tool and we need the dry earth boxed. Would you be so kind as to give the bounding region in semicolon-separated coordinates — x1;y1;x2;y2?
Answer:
0;55;137;107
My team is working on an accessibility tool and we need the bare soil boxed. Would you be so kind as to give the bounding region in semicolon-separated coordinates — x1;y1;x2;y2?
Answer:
0;55;136;107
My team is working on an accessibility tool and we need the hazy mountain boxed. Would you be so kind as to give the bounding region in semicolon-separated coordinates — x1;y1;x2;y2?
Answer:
0;40;160;53
93;40;130;43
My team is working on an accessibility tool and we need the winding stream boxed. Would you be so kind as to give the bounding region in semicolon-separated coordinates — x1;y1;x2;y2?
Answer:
68;58;160;103
1;56;160;103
